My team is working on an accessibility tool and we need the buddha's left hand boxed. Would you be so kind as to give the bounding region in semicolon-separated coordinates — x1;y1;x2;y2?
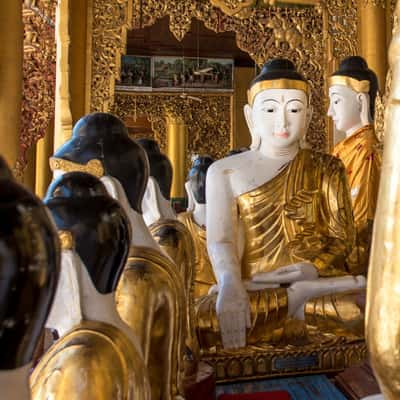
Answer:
251;262;318;284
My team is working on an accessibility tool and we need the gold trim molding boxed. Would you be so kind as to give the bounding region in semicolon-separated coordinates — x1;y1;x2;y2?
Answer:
49;157;105;177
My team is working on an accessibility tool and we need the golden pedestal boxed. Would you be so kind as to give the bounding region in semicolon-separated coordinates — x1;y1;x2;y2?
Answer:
202;336;366;383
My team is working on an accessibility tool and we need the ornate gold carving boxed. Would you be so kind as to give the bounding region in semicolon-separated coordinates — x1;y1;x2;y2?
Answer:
58;230;74;250
49;157;105;178
90;0;359;152
204;339;367;382
359;0;386;7
90;0;133;112
112;92;232;168
16;0;56;178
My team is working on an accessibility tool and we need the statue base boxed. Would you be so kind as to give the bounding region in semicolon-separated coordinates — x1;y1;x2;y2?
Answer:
183;361;216;400
202;338;367;383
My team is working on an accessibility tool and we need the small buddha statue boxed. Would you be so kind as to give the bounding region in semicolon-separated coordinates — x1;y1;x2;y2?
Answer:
200;59;366;350
328;56;381;272
178;156;217;298
49;113;186;400
138;138;199;373
31;172;149;400
0;155;60;400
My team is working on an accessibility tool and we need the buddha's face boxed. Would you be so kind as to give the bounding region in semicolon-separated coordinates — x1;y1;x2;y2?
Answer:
247;88;309;149
328;85;363;132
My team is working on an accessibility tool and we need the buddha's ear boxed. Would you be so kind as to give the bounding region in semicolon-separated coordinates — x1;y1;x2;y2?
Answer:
358;92;372;125
185;181;195;212
142;177;161;221
244;104;260;150
100;175;131;216
306;104;313;131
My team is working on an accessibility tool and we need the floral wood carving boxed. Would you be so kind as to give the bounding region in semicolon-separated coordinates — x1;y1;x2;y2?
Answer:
90;0;359;151
17;0;56;177
112;92;232;169
90;0;133;112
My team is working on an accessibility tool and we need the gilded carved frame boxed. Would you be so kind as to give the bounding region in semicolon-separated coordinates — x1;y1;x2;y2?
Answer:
87;0;359;153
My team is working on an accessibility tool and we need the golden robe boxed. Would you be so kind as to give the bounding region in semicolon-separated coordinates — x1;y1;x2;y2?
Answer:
196;149;360;349
30;321;149;400
149;218;199;373
178;211;216;298
333;125;381;272
238;148;356;279
116;246;185;400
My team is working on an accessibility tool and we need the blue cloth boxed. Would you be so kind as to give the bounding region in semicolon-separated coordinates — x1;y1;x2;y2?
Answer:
216;375;346;400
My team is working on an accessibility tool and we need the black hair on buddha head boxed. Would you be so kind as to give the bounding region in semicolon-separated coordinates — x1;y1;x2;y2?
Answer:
187;155;214;204
250;58;307;88
0;155;13;180
331;56;379;119
0;166;59;369
53;112;149;213
137;138;173;200
44;171;131;294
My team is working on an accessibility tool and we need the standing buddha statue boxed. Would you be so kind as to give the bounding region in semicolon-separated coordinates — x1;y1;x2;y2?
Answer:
198;59;366;351
0;155;60;400
31;172;149;400
328;56;381;272
178;156;217;298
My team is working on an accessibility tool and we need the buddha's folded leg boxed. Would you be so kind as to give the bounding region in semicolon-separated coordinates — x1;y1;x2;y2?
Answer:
195;288;288;351
304;289;365;338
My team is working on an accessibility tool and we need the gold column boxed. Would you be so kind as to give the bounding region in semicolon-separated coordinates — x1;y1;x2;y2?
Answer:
54;0;73;151
0;1;23;168
357;0;388;89
166;114;187;199
35;123;54;198
366;3;400;398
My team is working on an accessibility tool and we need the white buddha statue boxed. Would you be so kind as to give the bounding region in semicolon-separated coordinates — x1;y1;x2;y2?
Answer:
328;56;381;273
198;59;366;350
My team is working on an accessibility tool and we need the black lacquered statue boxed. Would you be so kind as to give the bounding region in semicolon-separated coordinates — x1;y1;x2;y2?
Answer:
0;155;60;399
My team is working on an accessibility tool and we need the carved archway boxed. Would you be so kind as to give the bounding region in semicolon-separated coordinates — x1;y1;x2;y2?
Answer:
89;0;358;152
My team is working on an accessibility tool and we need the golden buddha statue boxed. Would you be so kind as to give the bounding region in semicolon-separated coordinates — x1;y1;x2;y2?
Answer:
49;113;186;400
178;156;217;298
198;59;366;354
31;172;149;400
138;138;199;375
328;56;382;272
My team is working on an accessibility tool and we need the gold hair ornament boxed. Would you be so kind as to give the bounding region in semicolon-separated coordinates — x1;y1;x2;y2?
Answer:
58;230;75;250
328;76;370;93
247;79;310;105
49;157;105;178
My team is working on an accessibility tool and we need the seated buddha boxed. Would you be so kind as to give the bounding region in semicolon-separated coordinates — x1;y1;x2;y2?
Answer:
198;59;366;351
49;113;186;400
328;56;381;273
138;138;199;373
178;156;217;298
31;172;149;400
0;155;60;400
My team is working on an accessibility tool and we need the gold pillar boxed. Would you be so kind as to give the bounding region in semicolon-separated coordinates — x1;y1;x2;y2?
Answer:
35;123;54;198
357;0;388;89
366;3;400;398
54;0;73;151
22;144;37;192
0;1;23;168
166;114;187;199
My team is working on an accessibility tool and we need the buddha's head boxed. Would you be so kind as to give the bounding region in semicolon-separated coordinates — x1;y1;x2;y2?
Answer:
328;56;378;132
137;138;173;201
50;113;149;214
244;59;312;151
44;172;131;294
186;155;214;206
0;157;60;369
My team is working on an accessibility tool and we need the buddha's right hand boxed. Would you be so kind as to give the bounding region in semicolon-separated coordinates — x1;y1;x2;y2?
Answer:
216;277;251;349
